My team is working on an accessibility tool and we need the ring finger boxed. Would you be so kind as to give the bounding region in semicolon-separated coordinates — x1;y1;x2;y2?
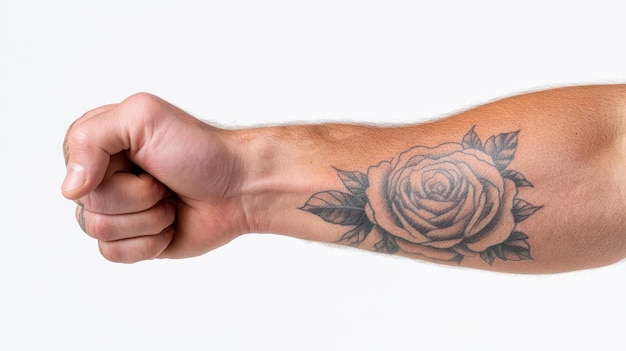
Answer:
76;198;176;241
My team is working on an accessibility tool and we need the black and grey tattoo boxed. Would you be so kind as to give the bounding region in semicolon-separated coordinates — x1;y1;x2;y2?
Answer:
301;127;541;265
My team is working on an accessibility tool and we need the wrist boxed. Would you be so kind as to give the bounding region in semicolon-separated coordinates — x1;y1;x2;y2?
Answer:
224;126;337;236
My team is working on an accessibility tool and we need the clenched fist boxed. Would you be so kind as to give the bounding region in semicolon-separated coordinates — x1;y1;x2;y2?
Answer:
62;93;252;263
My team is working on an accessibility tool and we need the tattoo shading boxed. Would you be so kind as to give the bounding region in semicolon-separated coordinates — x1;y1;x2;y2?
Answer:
300;127;540;265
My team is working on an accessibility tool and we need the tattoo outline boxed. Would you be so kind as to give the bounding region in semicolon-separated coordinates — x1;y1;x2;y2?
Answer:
300;127;540;265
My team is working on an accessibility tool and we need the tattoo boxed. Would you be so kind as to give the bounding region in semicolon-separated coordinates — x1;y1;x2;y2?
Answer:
78;205;86;232
300;127;541;265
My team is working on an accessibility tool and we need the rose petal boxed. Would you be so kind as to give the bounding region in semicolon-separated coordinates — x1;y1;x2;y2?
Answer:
418;171;452;201
390;145;462;190
392;143;462;170
454;163;491;234
450;168;480;220
394;235;462;262
452;183;475;221
397;177;423;209
448;151;504;191
415;198;456;215
452;244;478;257
423;171;452;198
466;191;489;236
394;161;460;200
430;181;468;226
393;167;425;198
389;164;458;208
446;170;464;200
394;197;434;223
420;236;465;249
423;214;472;241
430;204;461;227
464;179;518;252
366;161;414;239
466;183;500;237
396;179;437;220
391;199;433;243
441;170;459;196
459;148;496;167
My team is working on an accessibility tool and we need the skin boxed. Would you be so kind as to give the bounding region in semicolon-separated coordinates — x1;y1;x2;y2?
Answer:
62;85;626;273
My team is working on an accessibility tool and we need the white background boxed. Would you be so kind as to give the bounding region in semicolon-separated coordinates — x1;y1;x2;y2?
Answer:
2;1;626;350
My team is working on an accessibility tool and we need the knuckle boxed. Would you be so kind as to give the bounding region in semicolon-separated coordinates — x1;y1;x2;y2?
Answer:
64;114;88;147
82;187;117;215
66;127;92;149
89;214;113;241
143;238;159;260
119;93;165;145
80;192;99;213
139;173;164;204
99;242;124;263
121;92;163;120
149;228;173;259
142;205;171;234
149;179;166;200
161;200;177;224
124;92;158;104
136;235;166;262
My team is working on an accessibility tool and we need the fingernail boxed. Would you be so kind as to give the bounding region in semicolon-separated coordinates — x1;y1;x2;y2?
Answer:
62;163;86;192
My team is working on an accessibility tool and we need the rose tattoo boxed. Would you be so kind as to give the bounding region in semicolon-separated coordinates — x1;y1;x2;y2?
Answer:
300;127;541;265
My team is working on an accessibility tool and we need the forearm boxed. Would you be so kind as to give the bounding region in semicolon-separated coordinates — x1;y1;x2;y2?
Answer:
229;85;626;273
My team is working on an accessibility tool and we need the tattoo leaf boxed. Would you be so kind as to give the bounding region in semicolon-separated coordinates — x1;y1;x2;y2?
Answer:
506;231;530;246
449;254;464;264
502;169;533;187
335;168;369;195
462;126;483;150
480;249;497;265
512;199;542;223
480;232;532;265
300;191;368;226
373;234;399;254
338;221;374;246
480;232;533;265
483;130;519;170
503;232;533;260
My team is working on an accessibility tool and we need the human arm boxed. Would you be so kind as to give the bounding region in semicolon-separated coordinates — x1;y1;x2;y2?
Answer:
62;85;626;273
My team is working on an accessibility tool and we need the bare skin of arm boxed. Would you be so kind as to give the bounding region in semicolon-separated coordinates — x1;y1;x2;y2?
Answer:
62;85;626;273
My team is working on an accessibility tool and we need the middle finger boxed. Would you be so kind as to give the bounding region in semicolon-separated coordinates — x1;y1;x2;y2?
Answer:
77;198;176;241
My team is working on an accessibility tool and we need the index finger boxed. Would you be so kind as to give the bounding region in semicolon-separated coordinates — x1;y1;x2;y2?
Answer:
61;101;133;200
63;104;117;166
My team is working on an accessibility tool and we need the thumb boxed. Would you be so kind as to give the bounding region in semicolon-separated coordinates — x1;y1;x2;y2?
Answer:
62;103;132;200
